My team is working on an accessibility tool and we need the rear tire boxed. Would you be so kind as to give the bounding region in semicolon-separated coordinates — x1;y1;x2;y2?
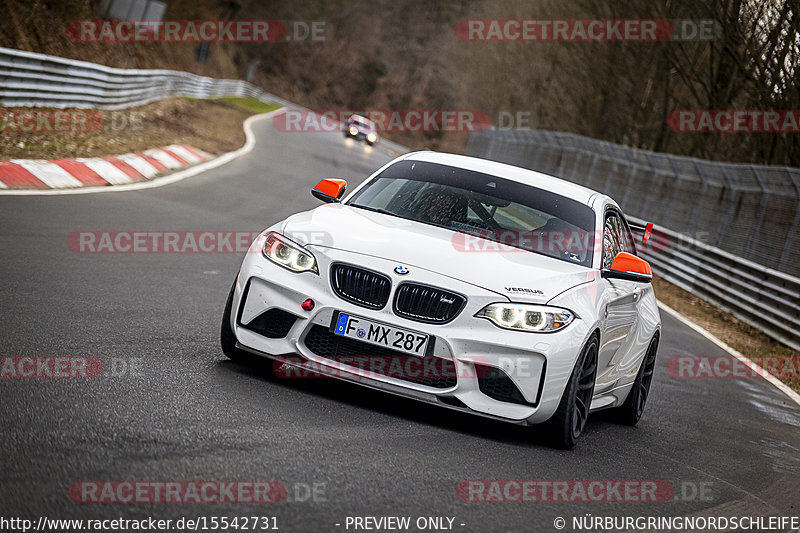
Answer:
610;335;659;426
544;335;598;449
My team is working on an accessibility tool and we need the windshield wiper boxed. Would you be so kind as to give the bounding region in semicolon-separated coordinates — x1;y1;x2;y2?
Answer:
349;204;396;216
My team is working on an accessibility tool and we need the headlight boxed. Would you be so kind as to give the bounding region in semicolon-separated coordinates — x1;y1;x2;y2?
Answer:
366;132;377;143
262;232;318;274
475;303;574;332
349;126;358;135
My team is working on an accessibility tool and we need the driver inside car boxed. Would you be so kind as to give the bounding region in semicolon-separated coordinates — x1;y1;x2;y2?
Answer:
414;187;469;226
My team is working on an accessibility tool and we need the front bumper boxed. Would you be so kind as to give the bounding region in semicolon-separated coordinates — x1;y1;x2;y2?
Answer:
230;239;591;425
345;129;376;142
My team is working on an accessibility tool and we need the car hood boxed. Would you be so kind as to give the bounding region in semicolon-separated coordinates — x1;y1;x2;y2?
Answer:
281;204;594;304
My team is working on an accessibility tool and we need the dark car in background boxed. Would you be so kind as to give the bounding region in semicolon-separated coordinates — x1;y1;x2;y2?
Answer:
344;114;378;145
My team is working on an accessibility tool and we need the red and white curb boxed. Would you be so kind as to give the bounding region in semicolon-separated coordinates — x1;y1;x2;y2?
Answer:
0;109;280;196
0;145;211;189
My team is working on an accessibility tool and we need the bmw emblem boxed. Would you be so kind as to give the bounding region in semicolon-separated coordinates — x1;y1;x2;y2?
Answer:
394;266;409;275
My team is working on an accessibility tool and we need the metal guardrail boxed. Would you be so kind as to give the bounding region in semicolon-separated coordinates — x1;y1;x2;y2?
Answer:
631;217;800;351
0;46;409;155
0;46;294;109
467;129;800;276
467;128;800;351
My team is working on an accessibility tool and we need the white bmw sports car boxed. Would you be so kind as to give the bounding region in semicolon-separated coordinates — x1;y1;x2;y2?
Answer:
221;152;661;448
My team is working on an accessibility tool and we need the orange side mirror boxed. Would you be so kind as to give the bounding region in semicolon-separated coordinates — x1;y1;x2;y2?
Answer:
604;252;652;283
312;178;347;203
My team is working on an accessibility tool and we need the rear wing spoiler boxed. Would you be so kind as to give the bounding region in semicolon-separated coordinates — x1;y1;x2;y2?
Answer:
628;221;654;244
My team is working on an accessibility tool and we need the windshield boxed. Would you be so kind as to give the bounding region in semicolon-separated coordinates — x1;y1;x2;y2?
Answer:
346;160;596;266
349;116;374;130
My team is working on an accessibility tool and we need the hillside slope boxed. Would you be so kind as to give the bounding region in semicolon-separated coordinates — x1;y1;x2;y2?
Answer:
2;0;797;163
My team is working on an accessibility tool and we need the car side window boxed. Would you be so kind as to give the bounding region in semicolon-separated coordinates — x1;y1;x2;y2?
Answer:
620;217;637;256
602;212;625;270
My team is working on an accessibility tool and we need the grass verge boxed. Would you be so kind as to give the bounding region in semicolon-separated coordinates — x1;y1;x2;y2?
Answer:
208;97;280;114
1;97;280;160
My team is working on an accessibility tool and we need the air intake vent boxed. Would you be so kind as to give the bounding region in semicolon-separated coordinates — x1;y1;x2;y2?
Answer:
475;364;539;406
330;263;391;309
393;283;466;324
240;308;297;339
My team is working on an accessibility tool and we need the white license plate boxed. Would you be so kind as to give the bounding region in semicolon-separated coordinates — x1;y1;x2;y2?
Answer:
332;312;430;357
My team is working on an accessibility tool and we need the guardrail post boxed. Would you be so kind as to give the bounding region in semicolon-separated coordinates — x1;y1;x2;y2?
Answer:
529;132;545;172
744;167;769;261
685;160;710;236
778;170;800;272
584;153;600;190
662;156;685;229
553;135;567;177
601;143;619;195
620;160;639;210
714;167;737;248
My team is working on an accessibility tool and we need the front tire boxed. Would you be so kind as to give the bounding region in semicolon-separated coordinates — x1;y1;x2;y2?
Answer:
611;334;659;425
220;278;254;364
545;335;598;449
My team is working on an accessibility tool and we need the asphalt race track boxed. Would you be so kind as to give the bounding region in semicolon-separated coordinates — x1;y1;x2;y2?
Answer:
1;113;799;532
